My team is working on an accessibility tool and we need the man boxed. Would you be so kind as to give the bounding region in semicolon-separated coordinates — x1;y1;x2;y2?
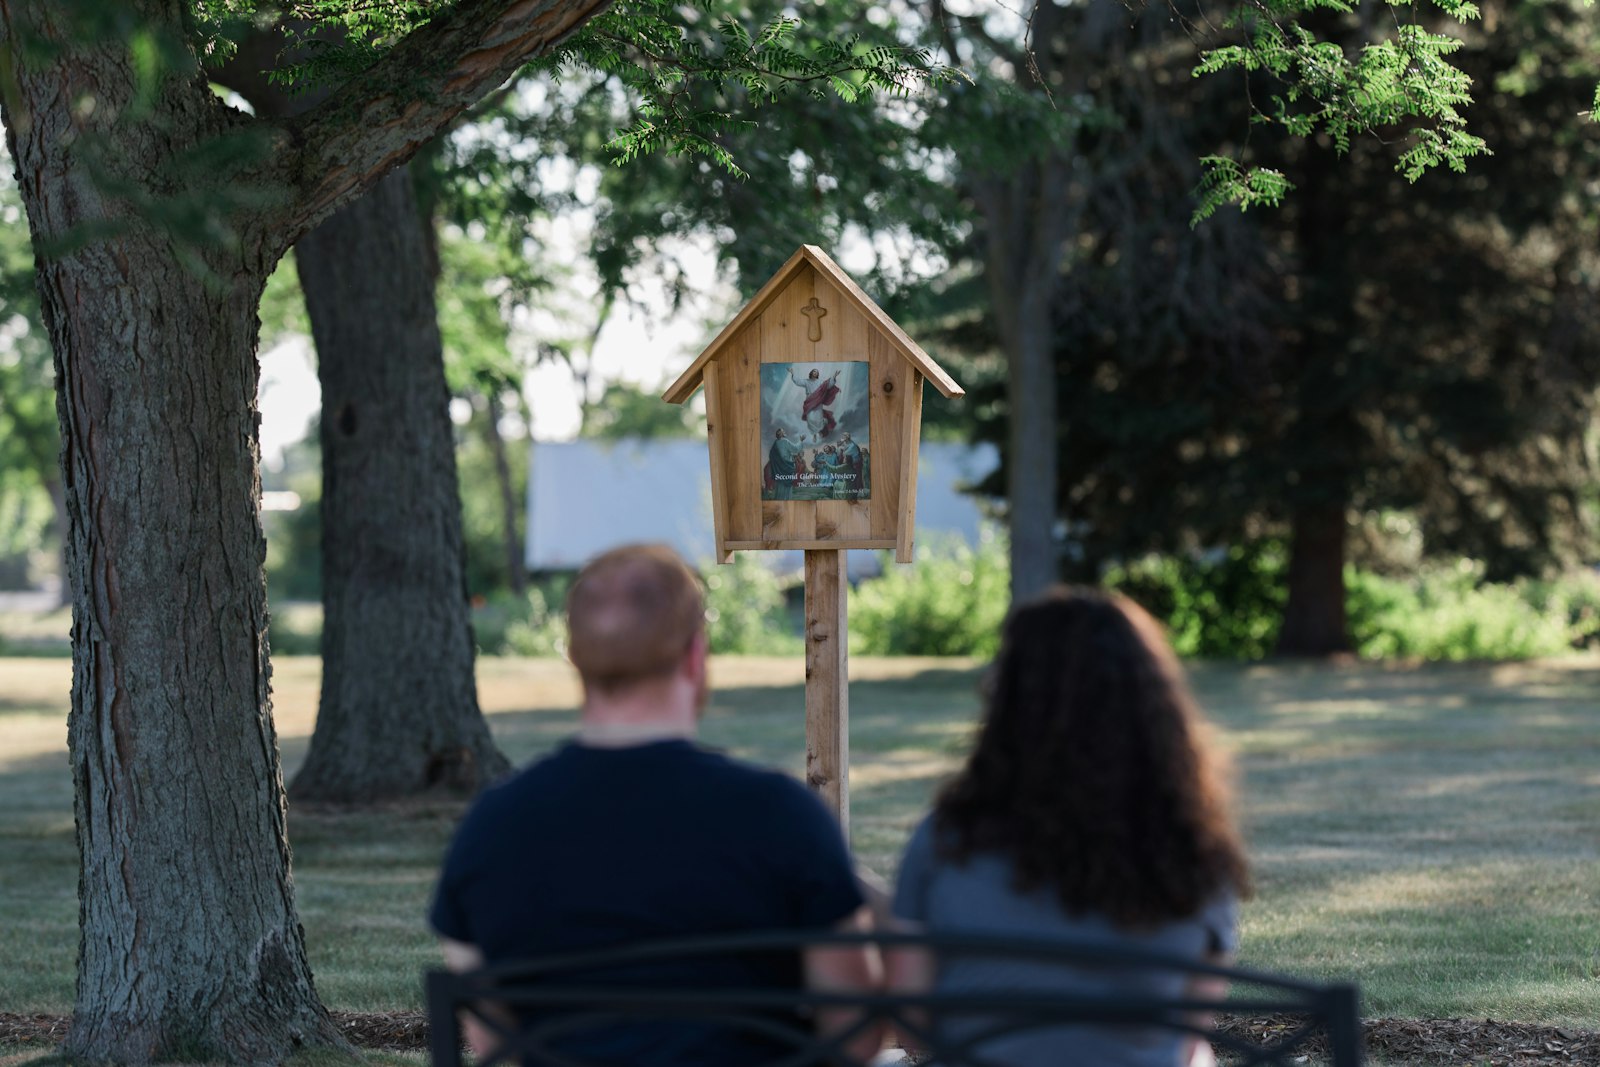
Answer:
763;426;803;500
838;432;865;491
430;544;881;1065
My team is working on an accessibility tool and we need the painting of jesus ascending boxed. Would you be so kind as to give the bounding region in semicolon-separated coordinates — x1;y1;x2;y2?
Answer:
759;361;871;502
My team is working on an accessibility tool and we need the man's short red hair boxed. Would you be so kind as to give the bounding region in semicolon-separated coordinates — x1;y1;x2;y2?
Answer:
566;544;705;691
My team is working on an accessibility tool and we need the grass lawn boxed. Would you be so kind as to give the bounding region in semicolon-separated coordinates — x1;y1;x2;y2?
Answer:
1;654;1597;1033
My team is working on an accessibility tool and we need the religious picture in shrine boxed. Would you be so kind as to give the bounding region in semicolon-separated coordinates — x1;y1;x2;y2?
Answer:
759;360;871;501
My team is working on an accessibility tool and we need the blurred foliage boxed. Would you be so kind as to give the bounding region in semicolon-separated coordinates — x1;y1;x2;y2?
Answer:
235;0;960;178
850;532;1010;658
703;554;801;655
0;149;60;589
954;0;1600;607
425;1;970;337
0;493;49;589
1348;563;1600;660
262;431;323;602
456;407;530;597
1109;542;1600;662
1;1;955;269
262;401;535;603
1251;0;1600;583
583;380;704;440
465;556;801;657
265;603;323;657
1105;543;1290;661
473;582;571;658
258;253;311;349
431;219;545;399
1192;0;1489;219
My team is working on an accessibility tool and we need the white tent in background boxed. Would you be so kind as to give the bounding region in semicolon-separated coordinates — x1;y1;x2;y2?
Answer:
526;438;998;579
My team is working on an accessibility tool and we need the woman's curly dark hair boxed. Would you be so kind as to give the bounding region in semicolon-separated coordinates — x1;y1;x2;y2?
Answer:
934;586;1250;928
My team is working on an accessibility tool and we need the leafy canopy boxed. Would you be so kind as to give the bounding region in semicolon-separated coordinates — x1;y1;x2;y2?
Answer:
191;0;962;178
1191;0;1499;221
1193;0;1600;222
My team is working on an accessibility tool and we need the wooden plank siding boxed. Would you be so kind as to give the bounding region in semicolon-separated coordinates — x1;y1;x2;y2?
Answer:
670;248;960;559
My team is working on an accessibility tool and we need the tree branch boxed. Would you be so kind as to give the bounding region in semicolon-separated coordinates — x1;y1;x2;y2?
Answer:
265;0;612;247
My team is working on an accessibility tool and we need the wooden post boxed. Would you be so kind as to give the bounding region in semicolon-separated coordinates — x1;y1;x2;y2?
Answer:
804;549;849;832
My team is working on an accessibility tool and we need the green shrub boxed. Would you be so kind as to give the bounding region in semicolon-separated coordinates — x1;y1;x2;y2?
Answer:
1349;563;1594;661
850;532;1009;657
1522;570;1600;650
472;579;571;657
703;554;802;655
1102;545;1593;662
263;492;322;602
1103;543;1287;660
498;585;569;657
469;558;805;658
266;602;324;657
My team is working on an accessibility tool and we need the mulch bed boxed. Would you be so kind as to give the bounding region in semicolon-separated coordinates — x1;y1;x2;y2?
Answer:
1217;1014;1600;1065
5;1011;1597;1065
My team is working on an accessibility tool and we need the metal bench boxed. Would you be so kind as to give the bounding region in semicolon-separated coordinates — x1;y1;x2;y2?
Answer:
426;930;1362;1066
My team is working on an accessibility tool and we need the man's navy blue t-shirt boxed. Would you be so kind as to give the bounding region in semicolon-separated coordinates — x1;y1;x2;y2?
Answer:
429;739;864;1066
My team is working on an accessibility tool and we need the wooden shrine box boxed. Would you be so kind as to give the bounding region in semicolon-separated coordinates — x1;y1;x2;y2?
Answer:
663;245;964;564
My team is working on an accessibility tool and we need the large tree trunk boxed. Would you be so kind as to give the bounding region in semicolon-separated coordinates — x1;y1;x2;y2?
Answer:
999;285;1059;601
1276;501;1353;656
1;0;606;1059
55;249;345;1063
289;170;509;803
976;158;1072;603
5;119;346;1067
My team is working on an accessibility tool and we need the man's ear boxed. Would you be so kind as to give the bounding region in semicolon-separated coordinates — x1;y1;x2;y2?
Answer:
682;628;709;679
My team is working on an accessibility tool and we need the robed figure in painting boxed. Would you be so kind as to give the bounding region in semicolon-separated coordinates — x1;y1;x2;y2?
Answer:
792;367;842;442
839;432;863;483
763;428;804;500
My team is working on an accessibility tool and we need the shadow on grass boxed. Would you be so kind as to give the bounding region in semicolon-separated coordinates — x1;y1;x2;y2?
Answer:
0;1046;422;1067
1245;856;1600;1024
0;1050;71;1067
1197;660;1600;715
0;700;66;717
5;656;1599;1022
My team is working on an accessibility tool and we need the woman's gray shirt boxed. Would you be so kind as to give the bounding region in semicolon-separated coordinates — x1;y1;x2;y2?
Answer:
892;815;1239;1067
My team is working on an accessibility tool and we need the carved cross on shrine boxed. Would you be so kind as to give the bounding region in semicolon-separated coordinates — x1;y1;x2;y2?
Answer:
800;297;828;342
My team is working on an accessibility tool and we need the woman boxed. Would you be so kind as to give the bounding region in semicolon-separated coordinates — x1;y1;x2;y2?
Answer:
889;587;1251;1066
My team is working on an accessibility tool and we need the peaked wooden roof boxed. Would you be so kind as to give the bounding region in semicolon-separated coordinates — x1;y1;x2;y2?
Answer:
662;244;964;404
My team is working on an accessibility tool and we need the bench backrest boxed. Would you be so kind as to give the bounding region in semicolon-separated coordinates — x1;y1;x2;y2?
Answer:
425;930;1362;1067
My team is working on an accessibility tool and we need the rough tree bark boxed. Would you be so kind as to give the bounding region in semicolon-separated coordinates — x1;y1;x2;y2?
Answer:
1275;501;1354;656
52;253;344;1064
6;92;347;1060
0;0;610;1060
290;170;510;802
